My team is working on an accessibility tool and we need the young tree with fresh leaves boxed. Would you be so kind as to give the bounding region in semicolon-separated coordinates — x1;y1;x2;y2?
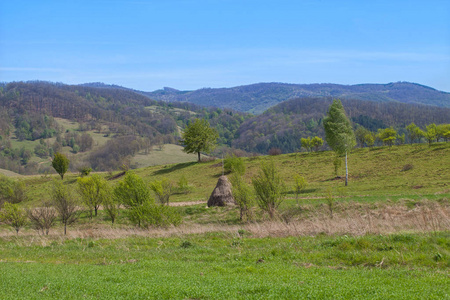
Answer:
150;178;172;206
425;123;437;144
181;118;219;162
377;127;397;147
323;99;356;186
252;160;285;219
293;175;307;205
301;137;311;152
52;152;69;179
0;202;27;234
230;173;253;221
77;174;108;218
310;136;324;152
406;123;424;144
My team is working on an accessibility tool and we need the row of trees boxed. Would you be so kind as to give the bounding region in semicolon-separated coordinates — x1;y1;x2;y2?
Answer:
354;123;450;148
0;171;183;235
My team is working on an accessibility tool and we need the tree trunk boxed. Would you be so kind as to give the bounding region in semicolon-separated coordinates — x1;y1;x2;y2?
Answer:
345;151;348;186
197;152;201;162
95;207;98;217
64;223;67;235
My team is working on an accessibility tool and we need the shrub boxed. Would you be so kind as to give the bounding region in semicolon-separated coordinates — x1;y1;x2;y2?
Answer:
230;173;253;222
0;202;27;234
128;201;181;228
0;176;27;204
177;175;193;194
150;178;172;206
293;175;307;205
27;202;56;235
268;148;282;156
115;172;180;227
52;180;79;235
224;154;245;175
252;160;285;219
79;167;92;177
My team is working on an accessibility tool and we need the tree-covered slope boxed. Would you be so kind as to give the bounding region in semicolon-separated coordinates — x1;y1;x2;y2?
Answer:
232;97;450;154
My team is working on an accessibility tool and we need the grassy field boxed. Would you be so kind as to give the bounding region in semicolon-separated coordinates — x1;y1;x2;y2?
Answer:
1;143;449;299
0;232;448;299
132;144;198;168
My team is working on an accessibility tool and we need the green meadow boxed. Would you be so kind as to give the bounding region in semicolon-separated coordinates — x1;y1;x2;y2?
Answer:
1;142;449;299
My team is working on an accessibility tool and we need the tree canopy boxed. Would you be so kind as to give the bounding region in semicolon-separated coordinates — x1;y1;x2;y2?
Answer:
52;152;69;179
181;118;219;162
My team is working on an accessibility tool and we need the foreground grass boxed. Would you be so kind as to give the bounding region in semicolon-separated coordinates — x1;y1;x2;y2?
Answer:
0;232;448;299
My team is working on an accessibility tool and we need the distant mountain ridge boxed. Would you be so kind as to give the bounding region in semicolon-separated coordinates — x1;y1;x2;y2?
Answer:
143;82;450;113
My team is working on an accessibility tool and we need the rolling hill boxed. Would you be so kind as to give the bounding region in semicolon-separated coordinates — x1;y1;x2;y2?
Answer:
144;82;450;114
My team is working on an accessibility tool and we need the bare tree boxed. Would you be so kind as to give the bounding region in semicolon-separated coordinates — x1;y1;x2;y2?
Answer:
51;180;79;235
27;202;56;235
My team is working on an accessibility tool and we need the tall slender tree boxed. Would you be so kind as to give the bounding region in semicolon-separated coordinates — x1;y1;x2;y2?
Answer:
323;99;356;186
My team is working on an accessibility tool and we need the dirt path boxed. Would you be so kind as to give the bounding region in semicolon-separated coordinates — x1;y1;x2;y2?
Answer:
170;200;205;207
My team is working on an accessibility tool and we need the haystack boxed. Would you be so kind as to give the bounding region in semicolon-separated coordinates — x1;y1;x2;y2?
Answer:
207;175;235;207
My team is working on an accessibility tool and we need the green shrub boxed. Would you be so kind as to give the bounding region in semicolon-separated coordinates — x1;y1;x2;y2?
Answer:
0;202;27;234
79;167;92;177
177;175;193;194
128;201;181;228
150;178;172;205
224;154;245;175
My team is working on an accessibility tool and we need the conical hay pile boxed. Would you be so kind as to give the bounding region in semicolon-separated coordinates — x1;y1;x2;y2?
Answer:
207;175;235;207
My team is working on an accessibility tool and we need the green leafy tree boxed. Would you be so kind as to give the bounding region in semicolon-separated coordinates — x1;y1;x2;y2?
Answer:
406;123;424;144
310;136;324;152
252;160;285;219
77;174;108;218
364;132;375;147
425;123;437;144
323;99;356;186
102;187;119;225
301;137;312;152
114;172;179;227
52;152;70;179
181;119;219;162
436;124;450;142
0;202;27;234
377;127;397;147
0;176;27;204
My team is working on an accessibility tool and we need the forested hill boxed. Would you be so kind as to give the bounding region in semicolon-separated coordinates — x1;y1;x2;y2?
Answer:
232;97;450;154
0;81;249;174
144;82;450;114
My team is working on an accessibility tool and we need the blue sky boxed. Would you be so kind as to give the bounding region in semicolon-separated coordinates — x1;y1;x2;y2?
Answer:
1;0;449;92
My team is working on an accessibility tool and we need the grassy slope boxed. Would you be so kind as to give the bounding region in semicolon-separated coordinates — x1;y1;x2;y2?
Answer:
0;168;22;177
1;143;449;299
131;144;198;168
16;142;450;206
